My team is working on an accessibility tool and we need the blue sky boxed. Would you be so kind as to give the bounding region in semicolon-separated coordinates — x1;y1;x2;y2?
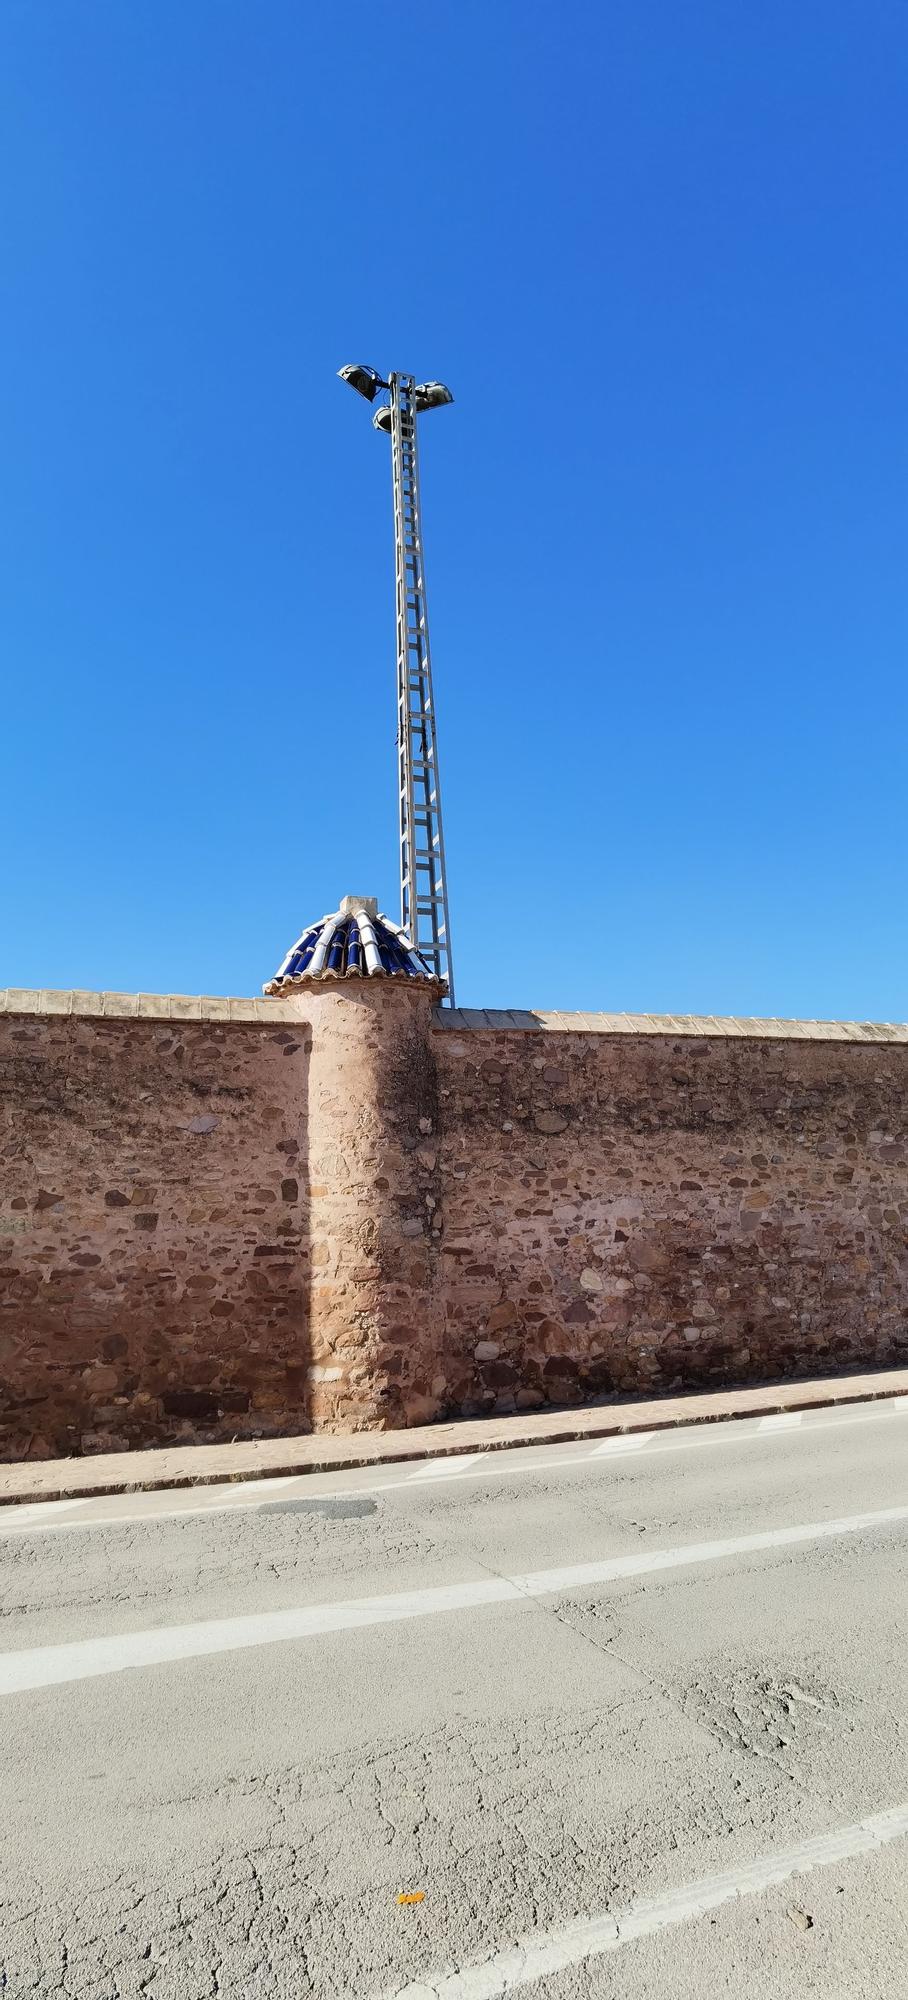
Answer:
2;1;905;1017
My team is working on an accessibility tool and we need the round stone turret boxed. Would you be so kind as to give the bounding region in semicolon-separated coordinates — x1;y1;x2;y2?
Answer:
263;893;446;1431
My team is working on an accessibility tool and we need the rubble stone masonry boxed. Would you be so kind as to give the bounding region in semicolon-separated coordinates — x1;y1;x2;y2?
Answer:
0;986;905;1458
303;981;445;1435
0;997;311;1459
431;1014;908;1415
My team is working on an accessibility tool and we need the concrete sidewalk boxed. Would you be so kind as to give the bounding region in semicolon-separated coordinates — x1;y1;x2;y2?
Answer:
2;1364;907;1507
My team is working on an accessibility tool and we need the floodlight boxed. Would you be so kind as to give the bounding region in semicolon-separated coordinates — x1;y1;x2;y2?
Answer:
414;382;454;412
372;403;393;434
338;363;385;403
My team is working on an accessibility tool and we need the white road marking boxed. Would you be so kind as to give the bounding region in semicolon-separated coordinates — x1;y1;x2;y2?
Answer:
408;1454;484;1480
0;1499;91;1526
0;1481;308;1533
1;1503;905;1696
211;1476;301;1497
758;1411;803;1430
592;1432;655;1455
1;1397;905;1535
0;1458;591;1532
378;1802;908;1999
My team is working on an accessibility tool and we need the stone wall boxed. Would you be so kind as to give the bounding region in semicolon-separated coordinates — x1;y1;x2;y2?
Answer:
0;984;448;1458
1;986;906;1459
0;997;311;1459
431;1013;908;1414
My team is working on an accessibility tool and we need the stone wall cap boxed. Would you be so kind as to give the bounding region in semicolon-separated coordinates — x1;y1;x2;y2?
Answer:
432;1006;908;1045
0;989;305;1024
3;990;904;1045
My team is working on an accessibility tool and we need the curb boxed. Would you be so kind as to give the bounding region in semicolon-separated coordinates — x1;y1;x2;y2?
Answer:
2;1366;908;1508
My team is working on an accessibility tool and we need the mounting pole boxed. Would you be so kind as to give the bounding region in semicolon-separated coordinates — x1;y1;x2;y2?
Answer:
387;374;455;1002
338;362;456;1002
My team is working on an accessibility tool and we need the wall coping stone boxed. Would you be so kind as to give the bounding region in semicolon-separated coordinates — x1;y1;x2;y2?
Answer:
431;1006;908;1044
0;989;304;1023
0;990;905;1044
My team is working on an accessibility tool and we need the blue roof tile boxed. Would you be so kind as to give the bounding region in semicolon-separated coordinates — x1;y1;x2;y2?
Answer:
264;898;438;994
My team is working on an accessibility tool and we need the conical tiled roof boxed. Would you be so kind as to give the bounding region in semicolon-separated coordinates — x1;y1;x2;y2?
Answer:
263;897;440;995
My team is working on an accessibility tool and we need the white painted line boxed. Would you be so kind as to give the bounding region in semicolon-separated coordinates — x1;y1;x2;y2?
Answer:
377;1802;908;1999
1;1503;905;1696
0;1460;592;1533
638;1410;889;1449
758;1412;803;1430
0;1409;898;1533
592;1432;656;1456
394;1403;897;1489
0;1481;303;1533
2;1396;905;1536
207;1476;302;1498
0;1499;91;1527
408;1454;485;1481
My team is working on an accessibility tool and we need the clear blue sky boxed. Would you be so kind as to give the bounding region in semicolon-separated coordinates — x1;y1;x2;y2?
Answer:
2;1;905;1018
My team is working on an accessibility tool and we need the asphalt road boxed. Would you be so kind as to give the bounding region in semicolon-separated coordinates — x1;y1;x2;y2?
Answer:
1;1400;907;1998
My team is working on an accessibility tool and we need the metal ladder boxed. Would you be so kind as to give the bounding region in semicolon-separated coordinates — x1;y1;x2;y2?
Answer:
389;372;455;1001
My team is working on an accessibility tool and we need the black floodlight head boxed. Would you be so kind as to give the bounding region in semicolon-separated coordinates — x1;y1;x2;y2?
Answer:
338;363;385;403
414;381;454;412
